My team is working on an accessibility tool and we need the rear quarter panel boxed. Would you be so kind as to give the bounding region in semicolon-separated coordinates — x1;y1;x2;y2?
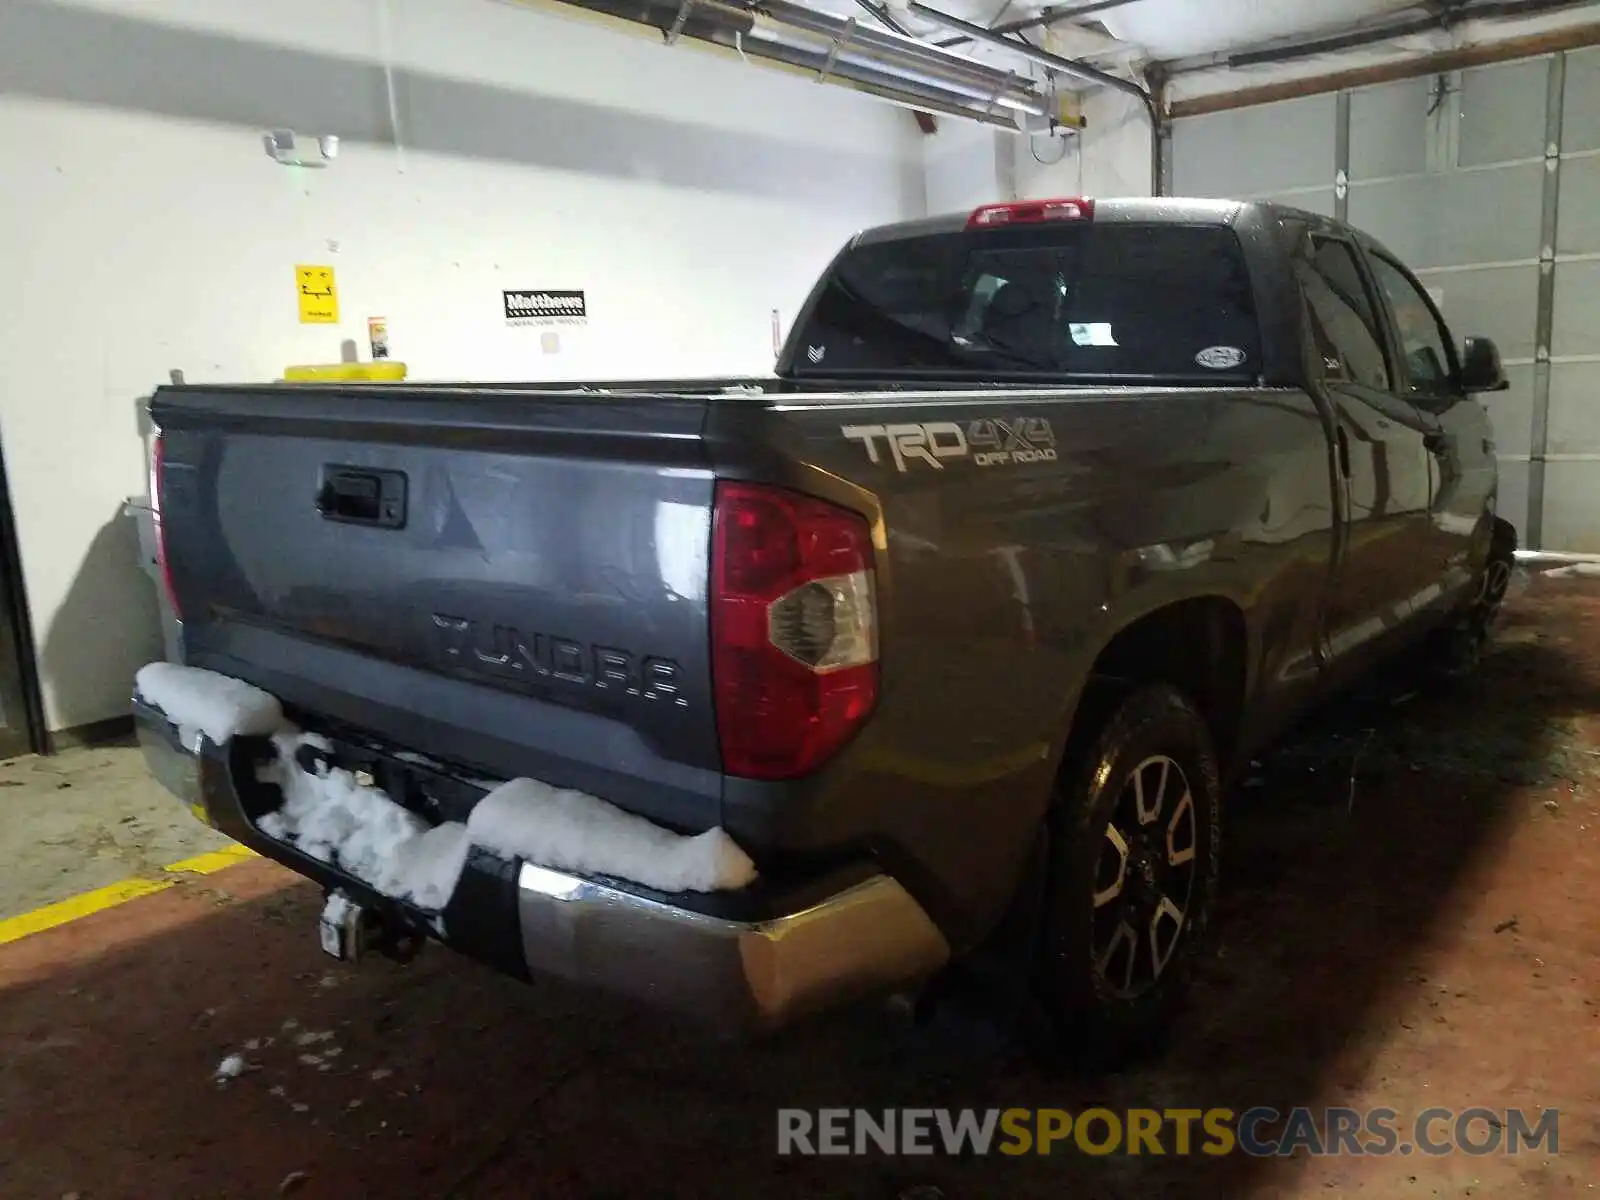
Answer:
710;386;1337;946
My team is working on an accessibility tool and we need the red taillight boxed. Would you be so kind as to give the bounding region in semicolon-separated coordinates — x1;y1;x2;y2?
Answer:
150;433;181;619
967;197;1094;228
710;481;879;781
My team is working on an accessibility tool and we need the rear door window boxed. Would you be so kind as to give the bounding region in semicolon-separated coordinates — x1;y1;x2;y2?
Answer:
792;222;1262;382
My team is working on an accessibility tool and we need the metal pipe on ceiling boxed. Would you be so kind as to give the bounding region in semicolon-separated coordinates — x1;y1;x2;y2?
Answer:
853;0;913;37
905;1;1162;192
1221;14;1438;69
990;0;1142;36
760;0;1044;100
740;31;1046;124
741;16;1045;115
744;19;1040;112
906;2;1148;99
934;0;1143;48
542;0;1056;127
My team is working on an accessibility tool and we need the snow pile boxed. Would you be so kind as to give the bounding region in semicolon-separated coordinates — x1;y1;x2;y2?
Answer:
468;777;757;894
258;732;471;910
263;731;427;879
135;662;286;746
141;663;756;904
378;821;471;911
259;735;756;898
1543;561;1600;579
259;747;755;902
214;1054;246;1081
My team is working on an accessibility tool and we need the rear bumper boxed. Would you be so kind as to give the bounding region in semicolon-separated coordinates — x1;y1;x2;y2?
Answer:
133;699;949;1033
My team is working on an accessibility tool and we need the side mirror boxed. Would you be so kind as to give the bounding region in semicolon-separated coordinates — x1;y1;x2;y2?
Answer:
1460;336;1509;393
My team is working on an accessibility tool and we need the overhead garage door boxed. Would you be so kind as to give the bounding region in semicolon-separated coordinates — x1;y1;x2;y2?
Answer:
1170;49;1600;553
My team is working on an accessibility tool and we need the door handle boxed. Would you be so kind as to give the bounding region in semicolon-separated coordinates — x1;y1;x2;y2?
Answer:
316;466;407;528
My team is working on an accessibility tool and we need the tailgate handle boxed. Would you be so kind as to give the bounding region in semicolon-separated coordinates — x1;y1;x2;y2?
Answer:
316;467;407;529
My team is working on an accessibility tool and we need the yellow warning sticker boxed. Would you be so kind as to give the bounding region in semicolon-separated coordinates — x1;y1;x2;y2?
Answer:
296;264;339;324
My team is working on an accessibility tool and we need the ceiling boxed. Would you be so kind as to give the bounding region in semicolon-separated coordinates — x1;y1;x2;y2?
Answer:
1095;0;1417;59
806;0;1446;56
810;0;1600;94
877;0;1421;59
522;0;1599;131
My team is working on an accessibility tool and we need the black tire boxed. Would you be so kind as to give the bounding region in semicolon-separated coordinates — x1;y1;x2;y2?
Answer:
1478;516;1518;625
1037;684;1221;1069
1429;516;1518;679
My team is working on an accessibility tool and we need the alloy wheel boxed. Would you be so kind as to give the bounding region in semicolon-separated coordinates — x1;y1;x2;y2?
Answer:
1090;754;1199;1000
1479;557;1512;612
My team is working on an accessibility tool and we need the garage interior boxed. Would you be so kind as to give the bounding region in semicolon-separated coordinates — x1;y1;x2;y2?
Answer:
2;0;1599;1196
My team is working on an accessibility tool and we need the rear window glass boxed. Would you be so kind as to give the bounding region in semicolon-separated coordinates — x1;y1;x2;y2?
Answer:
791;222;1261;383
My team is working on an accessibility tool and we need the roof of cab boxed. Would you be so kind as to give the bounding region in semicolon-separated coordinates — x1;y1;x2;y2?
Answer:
851;196;1256;247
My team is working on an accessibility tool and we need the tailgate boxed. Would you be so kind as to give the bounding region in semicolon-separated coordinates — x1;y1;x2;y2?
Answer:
151;384;722;831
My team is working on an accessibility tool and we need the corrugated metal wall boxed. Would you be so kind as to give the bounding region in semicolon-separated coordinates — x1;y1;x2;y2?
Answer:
1170;48;1600;552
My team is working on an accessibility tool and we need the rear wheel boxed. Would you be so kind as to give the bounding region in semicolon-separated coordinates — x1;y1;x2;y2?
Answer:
1037;684;1221;1068
1432;517;1518;679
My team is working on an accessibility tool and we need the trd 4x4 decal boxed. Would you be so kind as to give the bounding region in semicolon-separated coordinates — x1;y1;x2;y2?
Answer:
841;417;1057;472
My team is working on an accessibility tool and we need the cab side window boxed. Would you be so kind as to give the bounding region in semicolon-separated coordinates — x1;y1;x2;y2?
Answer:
1295;238;1391;390
1367;254;1456;400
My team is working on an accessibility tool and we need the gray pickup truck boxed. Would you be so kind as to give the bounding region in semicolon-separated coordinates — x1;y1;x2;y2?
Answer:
135;197;1516;1064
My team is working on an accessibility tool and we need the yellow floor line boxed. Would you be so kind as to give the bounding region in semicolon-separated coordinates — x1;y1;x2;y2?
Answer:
163;843;257;875
0;842;258;947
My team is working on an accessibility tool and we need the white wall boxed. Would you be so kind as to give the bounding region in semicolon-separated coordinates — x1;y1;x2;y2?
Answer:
0;0;924;732
1015;88;1155;201
923;121;1015;214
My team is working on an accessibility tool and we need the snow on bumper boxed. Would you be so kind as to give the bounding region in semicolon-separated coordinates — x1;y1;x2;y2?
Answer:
133;665;753;902
131;668;949;1032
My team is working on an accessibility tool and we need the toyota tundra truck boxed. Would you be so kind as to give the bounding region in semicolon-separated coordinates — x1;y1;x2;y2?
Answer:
134;197;1517;1063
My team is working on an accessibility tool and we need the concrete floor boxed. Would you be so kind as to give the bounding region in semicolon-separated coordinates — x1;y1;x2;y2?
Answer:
0;744;234;920
1;578;1597;1197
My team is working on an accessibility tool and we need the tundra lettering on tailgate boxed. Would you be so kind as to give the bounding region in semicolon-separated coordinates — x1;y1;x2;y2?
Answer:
842;418;1057;471
430;614;688;706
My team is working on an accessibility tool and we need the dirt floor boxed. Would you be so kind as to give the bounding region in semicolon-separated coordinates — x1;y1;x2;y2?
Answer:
1;575;1597;1199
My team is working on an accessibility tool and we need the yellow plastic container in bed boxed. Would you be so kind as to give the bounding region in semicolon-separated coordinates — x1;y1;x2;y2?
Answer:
282;362;409;382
